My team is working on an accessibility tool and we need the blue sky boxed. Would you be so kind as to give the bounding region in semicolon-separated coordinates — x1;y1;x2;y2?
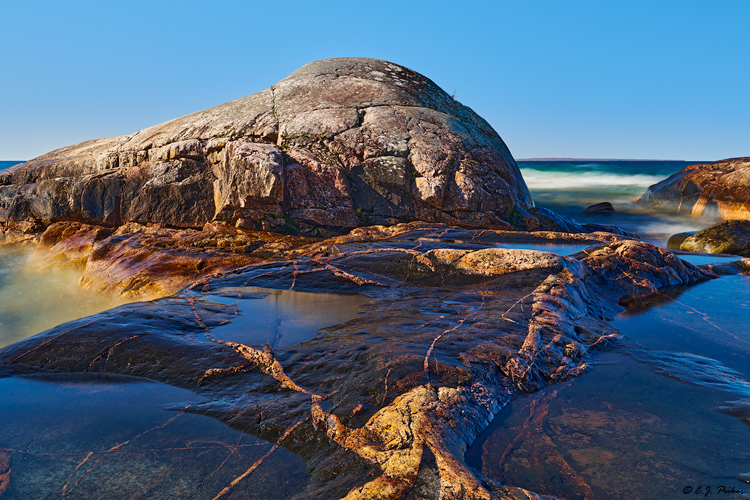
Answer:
1;0;748;161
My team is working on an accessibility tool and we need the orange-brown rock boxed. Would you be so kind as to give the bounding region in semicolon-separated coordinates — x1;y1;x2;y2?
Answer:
0;449;9;497
635;157;750;219
31;220;316;298
668;219;750;256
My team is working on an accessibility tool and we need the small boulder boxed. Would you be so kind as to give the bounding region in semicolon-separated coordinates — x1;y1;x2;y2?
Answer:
666;231;696;250
676;219;750;255
635;157;750;218
580;202;615;215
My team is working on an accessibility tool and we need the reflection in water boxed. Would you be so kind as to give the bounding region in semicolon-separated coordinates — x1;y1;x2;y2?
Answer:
676;253;740;266
0;249;131;347
203;287;370;348
0;374;308;499
615;274;750;377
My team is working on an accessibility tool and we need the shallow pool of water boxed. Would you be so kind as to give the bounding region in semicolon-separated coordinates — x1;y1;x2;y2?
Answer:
615;274;750;377
467;273;750;499
0;374;308;499
466;352;750;500
674;253;741;266
0;249;132;348
202;287;370;348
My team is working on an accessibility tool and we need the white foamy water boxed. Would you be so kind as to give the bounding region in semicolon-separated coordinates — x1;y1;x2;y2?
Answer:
522;168;665;191
518;160;722;246
0;248;131;347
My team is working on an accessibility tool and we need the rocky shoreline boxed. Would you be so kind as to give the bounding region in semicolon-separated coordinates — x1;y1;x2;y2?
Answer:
0;222;720;499
0;57;748;499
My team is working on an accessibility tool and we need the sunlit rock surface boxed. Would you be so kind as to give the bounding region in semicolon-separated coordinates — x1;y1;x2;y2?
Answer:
667;219;750;256
0;58;544;236
636;156;750;219
0;223;715;499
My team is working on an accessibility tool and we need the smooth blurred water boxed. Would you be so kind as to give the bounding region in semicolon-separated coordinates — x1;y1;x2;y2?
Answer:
0;249;131;347
519;160;722;246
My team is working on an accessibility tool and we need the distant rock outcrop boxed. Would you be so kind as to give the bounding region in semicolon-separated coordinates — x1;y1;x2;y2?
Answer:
0;58;542;236
635;157;750;219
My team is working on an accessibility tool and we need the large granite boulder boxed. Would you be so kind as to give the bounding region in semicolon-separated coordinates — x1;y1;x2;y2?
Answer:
635;157;750;218
0;58;541;236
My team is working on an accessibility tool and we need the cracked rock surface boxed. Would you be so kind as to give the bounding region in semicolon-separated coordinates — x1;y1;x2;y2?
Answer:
0;223;715;499
0;58;557;236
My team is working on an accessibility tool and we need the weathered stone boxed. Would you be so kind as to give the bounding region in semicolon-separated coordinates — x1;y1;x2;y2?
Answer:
0;449;9;497
666;231;696;250
675;219;750;256
0;58;559;236
635;157;750;219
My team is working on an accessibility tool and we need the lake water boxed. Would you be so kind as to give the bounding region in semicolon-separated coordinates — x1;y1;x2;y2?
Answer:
519;160;722;246
0;249;130;348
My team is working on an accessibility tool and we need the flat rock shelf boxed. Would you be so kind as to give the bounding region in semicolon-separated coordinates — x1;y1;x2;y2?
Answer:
0;223;730;499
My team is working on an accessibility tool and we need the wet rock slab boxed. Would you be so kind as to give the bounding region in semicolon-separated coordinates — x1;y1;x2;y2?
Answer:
467;352;750;500
0;374;309;500
0;223;716;499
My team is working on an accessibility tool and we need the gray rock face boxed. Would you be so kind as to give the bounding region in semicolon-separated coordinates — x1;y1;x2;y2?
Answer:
0;58;536;235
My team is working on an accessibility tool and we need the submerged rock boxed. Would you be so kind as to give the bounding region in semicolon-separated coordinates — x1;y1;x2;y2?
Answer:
635;157;750;219
669;219;750;256
0;58;545;236
0;223;713;499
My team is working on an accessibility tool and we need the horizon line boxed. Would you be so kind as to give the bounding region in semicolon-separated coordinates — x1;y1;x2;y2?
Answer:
517;157;700;162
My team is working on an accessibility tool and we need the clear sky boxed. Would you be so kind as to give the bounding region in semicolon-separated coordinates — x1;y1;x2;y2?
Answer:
1;0;748;161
